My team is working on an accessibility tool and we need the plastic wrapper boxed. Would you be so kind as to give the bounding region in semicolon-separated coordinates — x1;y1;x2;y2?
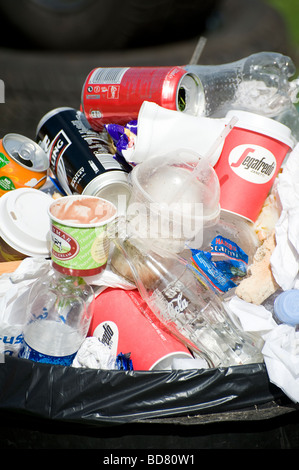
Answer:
190;235;248;294
106;121;137;163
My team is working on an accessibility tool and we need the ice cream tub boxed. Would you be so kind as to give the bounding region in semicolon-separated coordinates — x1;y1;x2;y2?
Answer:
213;110;295;222
49;195;117;276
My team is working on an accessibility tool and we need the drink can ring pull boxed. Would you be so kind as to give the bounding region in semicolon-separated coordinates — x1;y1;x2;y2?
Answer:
17;142;37;167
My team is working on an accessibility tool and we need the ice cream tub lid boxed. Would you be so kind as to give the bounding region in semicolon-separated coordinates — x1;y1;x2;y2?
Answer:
0;188;52;257
273;289;299;326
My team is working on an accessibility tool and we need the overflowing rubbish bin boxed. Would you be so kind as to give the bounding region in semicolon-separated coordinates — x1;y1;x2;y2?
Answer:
1;49;299;449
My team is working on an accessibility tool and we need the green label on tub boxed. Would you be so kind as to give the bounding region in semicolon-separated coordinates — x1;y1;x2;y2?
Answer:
0;153;9;169
0;176;16;191
50;221;110;273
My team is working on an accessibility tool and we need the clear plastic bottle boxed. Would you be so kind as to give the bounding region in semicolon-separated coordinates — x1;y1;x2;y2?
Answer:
186;51;299;140
111;225;263;369
18;269;94;365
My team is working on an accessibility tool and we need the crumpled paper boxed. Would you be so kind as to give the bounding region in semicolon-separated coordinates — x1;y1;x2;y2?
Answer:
226;295;277;334
262;324;299;403
72;337;116;369
271;143;299;290
226;294;299;403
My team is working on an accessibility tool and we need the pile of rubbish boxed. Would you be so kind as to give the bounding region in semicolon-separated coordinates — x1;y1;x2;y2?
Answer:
1;50;299;405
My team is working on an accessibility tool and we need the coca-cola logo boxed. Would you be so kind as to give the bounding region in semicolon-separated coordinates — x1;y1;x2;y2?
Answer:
228;144;276;184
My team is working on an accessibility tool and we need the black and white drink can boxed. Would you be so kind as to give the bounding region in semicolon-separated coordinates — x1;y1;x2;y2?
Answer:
36;107;132;209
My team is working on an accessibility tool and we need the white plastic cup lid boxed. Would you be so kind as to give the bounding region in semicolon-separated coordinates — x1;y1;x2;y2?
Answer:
0;188;52;257
273;289;299;326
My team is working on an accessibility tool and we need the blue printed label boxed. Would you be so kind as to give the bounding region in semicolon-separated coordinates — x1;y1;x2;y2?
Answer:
191;251;237;293
191;236;248;294
18;341;77;366
210;235;248;263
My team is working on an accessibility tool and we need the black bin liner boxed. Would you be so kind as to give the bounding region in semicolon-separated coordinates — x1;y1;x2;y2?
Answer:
0;355;287;427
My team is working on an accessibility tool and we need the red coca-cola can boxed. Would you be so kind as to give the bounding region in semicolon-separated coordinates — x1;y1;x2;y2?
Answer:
81;66;204;131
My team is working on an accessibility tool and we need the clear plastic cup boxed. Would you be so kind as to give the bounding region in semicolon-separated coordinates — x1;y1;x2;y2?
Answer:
126;150;220;252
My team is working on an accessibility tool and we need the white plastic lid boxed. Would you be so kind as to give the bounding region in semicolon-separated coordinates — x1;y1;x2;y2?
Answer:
0;188;52;257
225;110;295;149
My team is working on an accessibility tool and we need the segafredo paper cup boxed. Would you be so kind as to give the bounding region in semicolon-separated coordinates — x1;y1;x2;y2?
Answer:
49;195;117;276
214;110;295;222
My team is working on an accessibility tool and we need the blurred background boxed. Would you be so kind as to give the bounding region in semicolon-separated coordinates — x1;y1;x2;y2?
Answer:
266;0;299;63
0;0;298;139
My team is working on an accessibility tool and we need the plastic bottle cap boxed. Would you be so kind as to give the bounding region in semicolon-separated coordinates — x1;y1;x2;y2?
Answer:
273;289;299;326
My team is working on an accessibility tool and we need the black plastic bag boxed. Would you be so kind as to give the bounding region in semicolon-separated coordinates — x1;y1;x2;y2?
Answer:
0;355;285;426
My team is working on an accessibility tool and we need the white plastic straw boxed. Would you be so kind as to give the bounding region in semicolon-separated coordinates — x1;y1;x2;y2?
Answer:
203;115;238;162
189;36;207;65
169;115;238;204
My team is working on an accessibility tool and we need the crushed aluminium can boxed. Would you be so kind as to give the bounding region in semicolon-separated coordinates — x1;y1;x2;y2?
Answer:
36;107;132;209
81;66;205;131
0;133;49;196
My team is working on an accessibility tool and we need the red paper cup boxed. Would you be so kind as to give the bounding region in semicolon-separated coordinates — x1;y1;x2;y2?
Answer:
88;287;193;370
214;110;294;222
